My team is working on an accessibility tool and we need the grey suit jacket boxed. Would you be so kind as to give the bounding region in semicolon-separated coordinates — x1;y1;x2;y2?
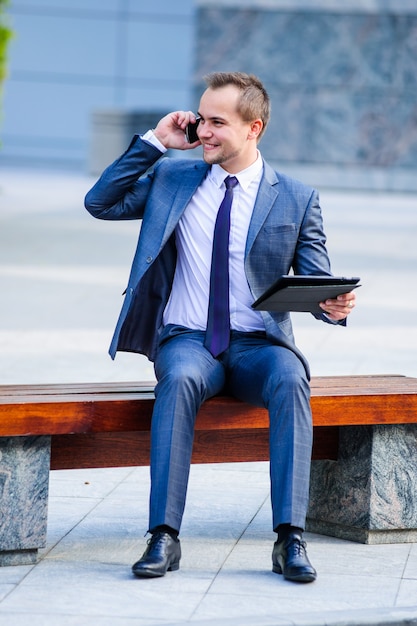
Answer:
85;134;340;378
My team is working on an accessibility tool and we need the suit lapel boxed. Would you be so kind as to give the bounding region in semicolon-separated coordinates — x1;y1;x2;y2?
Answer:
161;162;210;247
245;161;280;256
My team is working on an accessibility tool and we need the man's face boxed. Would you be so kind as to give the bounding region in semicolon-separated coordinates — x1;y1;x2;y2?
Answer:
197;85;258;173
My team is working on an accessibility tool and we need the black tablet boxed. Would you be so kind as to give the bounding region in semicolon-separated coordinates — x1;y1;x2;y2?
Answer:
252;275;361;313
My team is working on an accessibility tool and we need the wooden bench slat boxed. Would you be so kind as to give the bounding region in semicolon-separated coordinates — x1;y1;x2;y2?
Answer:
1;392;417;437
0;376;416;438
1;374;415;399
49;425;340;470
311;376;417;395
0;382;154;397
311;393;417;426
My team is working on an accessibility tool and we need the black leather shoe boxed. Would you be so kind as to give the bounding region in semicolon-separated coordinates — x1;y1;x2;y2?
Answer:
132;532;181;578
272;532;317;583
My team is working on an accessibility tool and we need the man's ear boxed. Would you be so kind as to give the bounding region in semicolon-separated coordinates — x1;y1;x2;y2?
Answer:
248;119;263;140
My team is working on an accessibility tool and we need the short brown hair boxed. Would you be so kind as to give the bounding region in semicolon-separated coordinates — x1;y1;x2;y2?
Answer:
204;72;270;139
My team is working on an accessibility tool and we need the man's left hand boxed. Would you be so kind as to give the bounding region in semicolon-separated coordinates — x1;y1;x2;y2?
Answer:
319;291;356;321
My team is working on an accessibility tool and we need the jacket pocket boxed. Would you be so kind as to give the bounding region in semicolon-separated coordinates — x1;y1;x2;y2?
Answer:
264;224;296;234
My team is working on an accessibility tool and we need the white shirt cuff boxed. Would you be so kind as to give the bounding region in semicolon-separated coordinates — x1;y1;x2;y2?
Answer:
141;129;167;153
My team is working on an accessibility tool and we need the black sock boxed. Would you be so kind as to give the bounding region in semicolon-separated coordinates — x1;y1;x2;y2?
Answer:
275;523;303;543
151;524;179;540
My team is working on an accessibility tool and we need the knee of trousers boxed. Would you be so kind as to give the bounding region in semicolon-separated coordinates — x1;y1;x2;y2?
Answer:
154;368;209;408
264;369;310;404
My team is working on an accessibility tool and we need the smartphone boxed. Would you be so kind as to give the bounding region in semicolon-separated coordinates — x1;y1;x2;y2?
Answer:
185;117;201;143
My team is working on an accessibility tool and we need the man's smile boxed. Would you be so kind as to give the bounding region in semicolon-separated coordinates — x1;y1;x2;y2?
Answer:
202;142;219;151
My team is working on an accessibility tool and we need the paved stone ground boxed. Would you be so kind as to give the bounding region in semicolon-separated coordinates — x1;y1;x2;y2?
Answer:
0;167;417;625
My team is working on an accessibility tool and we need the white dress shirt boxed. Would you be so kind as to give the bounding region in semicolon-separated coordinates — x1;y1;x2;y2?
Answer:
142;131;265;333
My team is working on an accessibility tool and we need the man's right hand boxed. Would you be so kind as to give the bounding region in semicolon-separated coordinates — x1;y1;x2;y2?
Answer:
153;111;201;151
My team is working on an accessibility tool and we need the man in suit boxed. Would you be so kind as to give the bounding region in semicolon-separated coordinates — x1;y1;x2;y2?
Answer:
85;72;356;583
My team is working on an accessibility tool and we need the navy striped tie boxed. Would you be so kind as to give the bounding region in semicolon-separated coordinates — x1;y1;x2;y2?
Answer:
204;176;238;357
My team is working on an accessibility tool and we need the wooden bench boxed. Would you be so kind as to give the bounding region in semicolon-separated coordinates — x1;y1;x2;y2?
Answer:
0;374;416;565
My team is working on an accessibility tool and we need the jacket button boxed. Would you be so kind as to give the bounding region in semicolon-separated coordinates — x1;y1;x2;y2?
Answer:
146;256;153;263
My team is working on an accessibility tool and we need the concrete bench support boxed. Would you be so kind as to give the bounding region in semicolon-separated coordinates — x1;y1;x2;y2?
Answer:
0;436;50;565
307;424;417;544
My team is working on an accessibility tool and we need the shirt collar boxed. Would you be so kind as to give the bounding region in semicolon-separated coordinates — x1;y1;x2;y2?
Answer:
209;151;264;192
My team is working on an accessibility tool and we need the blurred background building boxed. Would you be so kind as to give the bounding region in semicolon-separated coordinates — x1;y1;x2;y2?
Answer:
1;0;417;191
